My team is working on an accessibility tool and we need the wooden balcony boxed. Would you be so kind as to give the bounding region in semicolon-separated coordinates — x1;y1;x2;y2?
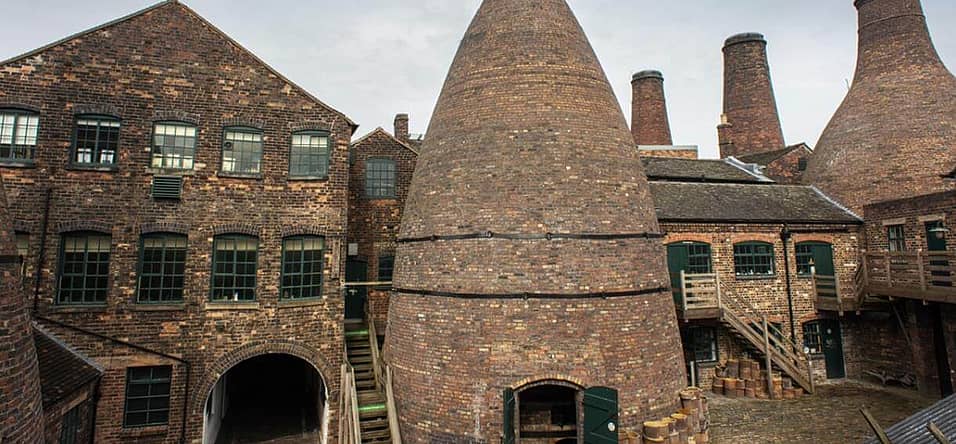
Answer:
676;271;721;320
865;251;956;304
812;264;868;314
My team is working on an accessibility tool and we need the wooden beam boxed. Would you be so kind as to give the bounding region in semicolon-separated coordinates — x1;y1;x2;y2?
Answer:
861;408;892;444
763;317;774;400
928;421;950;444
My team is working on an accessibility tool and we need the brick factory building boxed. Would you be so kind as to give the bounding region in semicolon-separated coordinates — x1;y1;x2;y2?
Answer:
0;0;954;443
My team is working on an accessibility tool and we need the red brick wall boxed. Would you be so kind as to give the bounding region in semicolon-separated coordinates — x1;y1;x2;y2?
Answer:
764;148;810;185
43;383;98;444
631;71;673;146
0;3;352;442
347;129;417;332
639;148;699;160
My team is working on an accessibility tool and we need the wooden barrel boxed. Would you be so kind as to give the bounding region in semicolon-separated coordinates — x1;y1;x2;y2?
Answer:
739;361;753;380
643;420;671;441
745;388;756;398
678;407;699;434
723;378;737;397
735;387;745;398
711;377;724;394
726;359;739;378
670;413;688;433
696;430;709;444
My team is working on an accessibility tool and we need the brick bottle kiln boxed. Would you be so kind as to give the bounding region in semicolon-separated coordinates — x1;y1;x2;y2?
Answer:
805;0;956;213
385;0;687;441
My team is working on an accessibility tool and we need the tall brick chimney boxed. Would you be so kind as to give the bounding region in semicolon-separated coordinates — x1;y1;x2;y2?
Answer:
386;0;686;440
631;70;673;146
0;178;44;442
719;32;786;159
393;113;409;144
805;0;956;213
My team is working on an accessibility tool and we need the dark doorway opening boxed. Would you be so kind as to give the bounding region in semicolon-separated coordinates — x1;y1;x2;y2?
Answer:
345;259;368;320
518;384;578;443
932;308;954;397
820;319;846;379
204;354;326;444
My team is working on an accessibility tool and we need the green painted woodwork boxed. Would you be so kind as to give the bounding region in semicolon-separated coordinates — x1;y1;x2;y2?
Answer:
503;388;515;444
583;386;618;444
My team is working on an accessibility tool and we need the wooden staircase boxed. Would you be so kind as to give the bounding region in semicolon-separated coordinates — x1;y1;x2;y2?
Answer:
340;319;402;444
677;272;814;394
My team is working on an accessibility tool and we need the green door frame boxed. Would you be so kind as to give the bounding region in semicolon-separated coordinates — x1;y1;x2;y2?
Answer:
820;319;846;379
344;259;367;320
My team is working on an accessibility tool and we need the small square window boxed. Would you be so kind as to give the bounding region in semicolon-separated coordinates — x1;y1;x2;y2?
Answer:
124;366;172;428
0;109;39;162
73;116;120;166
222;128;263;174
803;322;823;355
366;158;396;198
684;326;718;363
151;123;197;170
290;132;330;178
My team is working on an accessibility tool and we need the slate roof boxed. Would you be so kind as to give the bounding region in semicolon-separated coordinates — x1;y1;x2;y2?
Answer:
737;143;811;166
33;326;103;407
649;182;861;224
864;394;956;444
642;157;769;183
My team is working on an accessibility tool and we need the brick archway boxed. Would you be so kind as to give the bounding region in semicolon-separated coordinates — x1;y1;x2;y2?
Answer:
190;340;336;417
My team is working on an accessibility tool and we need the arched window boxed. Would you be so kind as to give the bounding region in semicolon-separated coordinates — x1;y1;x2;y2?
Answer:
280;236;325;300
73;115;121;166
222;126;263;175
211;235;259;302
137;233;188;303
58;231;112;305
733;241;775;277
0;108;39;162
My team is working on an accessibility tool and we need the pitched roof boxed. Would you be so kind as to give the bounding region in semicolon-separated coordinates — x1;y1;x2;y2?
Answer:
642;157;771;183
649;182;862;224
737;143;811;166
0;0;357;131
33;325;103;407
351;127;419;155
864;394;956;444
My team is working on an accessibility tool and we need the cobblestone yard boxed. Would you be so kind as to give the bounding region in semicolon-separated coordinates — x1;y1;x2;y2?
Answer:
708;381;934;443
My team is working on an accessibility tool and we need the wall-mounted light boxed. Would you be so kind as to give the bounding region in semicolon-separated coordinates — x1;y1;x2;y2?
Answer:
929;225;950;240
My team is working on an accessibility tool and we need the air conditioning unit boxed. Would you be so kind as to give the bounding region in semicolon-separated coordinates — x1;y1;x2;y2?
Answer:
152;176;183;200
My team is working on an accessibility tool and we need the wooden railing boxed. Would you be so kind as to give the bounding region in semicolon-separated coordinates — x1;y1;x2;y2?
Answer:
718;293;815;394
367;303;402;444
677;271;721;315
865;251;956;302
339;357;362;444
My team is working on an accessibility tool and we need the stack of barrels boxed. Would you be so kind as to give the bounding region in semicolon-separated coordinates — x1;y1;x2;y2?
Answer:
709;359;804;399
637;387;710;444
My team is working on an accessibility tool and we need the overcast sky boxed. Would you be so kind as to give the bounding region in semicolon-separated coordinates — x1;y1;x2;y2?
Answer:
1;1;954;158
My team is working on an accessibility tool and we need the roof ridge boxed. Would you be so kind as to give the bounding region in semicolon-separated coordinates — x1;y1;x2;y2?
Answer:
350;127;419;155
810;185;863;221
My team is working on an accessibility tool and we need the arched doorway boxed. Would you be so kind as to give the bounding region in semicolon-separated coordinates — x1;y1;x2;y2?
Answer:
202;354;327;444
518;384;579;443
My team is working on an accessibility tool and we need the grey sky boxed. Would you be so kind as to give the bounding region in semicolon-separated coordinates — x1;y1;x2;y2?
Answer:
1;1;954;158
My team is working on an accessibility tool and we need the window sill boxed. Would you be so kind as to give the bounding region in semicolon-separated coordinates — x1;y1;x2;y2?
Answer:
129;303;186;312
365;196;398;201
734;275;777;281
50;304;109;313
278;297;325;308
0;160;37;169
695;361;719;368
288;175;329;182
205;301;260;311
145;167;195;176
66;164;119;172
216;171;263;180
120;425;168;439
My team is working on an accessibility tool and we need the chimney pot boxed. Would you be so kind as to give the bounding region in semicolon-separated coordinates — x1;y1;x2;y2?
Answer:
394;113;409;144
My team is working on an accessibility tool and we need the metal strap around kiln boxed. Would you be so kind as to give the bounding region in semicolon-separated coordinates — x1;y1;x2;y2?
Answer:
398;231;664;243
391;286;671;300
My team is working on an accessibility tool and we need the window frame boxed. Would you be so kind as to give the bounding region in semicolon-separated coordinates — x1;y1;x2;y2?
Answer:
59;403;83;444
887;225;906;252
685;326;718;364
365;157;397;199
209;234;259;302
220;126;264;177
15;231;29;281
279;235;325;301
377;254;395;282
150;121;198;171
123;366;172;428
57;231;111;306
795;241;833;277
71;114;121;168
803;321;823;355
136;233;188;304
0;108;40;164
289;130;331;179
733;241;776;278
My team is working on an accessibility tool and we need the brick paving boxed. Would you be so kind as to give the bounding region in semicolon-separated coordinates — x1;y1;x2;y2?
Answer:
708;381;935;443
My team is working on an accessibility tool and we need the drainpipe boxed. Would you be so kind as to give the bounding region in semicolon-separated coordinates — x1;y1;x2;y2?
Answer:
781;225;797;342
88;376;101;444
32;187;52;312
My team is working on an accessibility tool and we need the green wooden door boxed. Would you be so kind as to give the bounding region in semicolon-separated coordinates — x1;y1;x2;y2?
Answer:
666;243;712;305
820;320;846;379
583;387;618;444
925;221;951;287
344;259;367;320
799;242;834;276
503;388;515;444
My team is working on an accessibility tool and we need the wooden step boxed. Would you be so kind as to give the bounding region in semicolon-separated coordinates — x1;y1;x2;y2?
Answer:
358;392;385;405
361;428;392;442
361;418;389;432
359;403;388;420
350;355;373;364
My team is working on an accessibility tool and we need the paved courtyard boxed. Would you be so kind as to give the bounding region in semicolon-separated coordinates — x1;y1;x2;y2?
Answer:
708;381;934;443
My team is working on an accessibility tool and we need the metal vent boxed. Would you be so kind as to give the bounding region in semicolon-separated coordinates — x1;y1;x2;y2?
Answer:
152;176;183;200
